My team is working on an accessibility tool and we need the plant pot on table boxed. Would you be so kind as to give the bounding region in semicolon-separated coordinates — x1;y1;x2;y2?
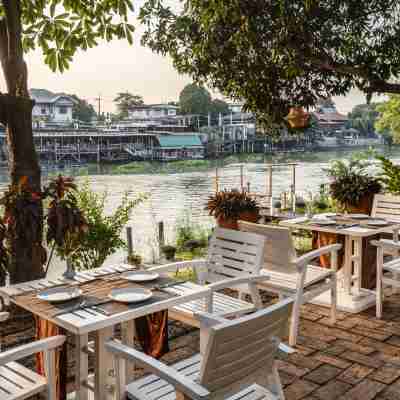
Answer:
217;211;260;231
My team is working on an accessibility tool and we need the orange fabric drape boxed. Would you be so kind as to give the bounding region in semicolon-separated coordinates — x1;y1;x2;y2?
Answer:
35;317;67;400
135;311;169;358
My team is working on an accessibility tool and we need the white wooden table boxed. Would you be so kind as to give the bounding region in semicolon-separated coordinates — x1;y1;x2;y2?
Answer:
0;266;211;400
280;216;400;313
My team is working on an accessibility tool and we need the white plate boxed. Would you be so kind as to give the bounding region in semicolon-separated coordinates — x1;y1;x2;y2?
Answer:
366;219;388;226
37;287;82;303
109;288;152;303
348;213;369;219
121;271;159;282
311;219;336;226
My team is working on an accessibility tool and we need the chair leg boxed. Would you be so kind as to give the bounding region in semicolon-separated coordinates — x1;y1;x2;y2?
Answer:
330;274;337;324
376;247;383;319
289;297;302;347
44;349;57;400
266;364;285;400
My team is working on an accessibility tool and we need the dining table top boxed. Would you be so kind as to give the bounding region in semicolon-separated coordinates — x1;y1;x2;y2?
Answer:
0;265;211;335
279;213;400;237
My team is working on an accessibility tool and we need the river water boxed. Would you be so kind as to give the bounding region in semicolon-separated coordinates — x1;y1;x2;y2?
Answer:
2;147;399;277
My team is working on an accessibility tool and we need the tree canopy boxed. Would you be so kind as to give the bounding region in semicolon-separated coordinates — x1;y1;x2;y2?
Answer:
140;0;400;127
375;96;400;143
70;94;96;123
348;103;381;137
114;92;144;118
179;83;212;115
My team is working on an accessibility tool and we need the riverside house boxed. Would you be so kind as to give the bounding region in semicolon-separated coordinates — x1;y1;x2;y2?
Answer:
153;134;205;160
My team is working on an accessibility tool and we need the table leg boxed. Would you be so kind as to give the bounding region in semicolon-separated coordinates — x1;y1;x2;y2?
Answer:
344;235;353;295
121;320;136;383
95;327;114;400
75;334;89;400
354;237;363;295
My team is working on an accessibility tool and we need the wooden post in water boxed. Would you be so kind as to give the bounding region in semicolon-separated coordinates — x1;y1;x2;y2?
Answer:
215;167;219;192
126;227;133;256
240;165;244;190
158;222;165;248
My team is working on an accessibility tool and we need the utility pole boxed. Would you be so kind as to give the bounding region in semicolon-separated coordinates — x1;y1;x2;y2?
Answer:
94;94;102;117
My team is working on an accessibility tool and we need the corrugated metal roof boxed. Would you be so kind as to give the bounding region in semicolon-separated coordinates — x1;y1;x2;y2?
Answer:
157;135;203;148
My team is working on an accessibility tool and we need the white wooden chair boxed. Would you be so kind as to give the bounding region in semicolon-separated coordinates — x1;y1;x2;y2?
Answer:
149;227;268;328
238;221;340;346
370;194;400;317
0;331;65;400
106;298;293;400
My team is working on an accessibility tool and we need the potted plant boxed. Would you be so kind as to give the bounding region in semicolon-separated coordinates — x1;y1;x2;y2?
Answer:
161;245;177;260
127;252;142;267
325;159;381;213
206;189;260;230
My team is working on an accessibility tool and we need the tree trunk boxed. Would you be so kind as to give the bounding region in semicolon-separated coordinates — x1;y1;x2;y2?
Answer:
0;1;44;284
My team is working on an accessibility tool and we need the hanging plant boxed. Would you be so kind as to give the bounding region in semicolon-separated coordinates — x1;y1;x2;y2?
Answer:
45;175;88;261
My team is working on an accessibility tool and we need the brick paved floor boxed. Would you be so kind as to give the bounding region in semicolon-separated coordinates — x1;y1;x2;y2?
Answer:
159;291;400;400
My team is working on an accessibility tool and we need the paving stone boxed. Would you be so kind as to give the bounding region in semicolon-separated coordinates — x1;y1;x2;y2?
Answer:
348;316;387;330
338;379;386;400
324;342;347;356
312;380;352;400
304;364;342;384
284;379;319;400
341;351;384;368
337;363;374;385
303;304;347;320
351;327;393;341
386;335;400;347
313;352;352;369
275;359;310;378
359;337;400;357
378;378;400;400
300;310;323;322
369;365;400;384
279;370;298;386
301;321;362;343
319;316;359;330
297;335;331;351
287;352;323;370
332;339;375;355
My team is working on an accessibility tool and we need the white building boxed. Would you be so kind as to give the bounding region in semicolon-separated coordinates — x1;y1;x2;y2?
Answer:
31;89;74;126
128;104;179;120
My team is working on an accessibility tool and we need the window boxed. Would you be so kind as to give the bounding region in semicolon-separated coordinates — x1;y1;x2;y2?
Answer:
59;106;68;114
41;108;47;115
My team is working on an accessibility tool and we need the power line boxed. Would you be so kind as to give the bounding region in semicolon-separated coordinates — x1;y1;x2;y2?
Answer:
94;95;102;116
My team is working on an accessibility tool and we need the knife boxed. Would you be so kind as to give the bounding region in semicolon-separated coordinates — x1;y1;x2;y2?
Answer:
54;299;113;317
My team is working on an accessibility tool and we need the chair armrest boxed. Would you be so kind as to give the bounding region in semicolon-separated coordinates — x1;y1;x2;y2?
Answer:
294;244;342;268
193;311;227;327
206;275;270;292
106;340;209;400
371;239;400;251
149;260;207;274
0;335;66;366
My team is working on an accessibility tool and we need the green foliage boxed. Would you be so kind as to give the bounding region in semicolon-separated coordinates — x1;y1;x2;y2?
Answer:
114;92;144;119
325;158;381;209
348;103;382;137
179;84;212;115
140;0;400;127
210;99;229;116
206;189;260;220
70;94;96;122
6;0;136;73
376;155;400;195
375;95;400;143
68;181;147;270
175;214;210;252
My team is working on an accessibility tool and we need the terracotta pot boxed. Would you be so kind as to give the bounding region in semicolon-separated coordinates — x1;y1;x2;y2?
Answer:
344;193;374;214
287;107;310;129
216;211;260;231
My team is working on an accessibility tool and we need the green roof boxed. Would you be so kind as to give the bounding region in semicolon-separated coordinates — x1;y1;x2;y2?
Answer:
157;135;203;148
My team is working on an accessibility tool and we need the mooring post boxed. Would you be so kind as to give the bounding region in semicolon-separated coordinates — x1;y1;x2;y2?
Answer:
126;227;133;256
158;222;165;248
240;164;244;190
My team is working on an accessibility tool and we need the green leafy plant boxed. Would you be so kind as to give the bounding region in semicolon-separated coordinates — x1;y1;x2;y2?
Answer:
126;252;142;266
376;155;400;195
325;159;381;209
68;181;148;270
161;245;177;261
206;189;260;220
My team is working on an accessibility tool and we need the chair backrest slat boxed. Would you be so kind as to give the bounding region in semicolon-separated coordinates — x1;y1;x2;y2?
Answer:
199;299;292;394
372;194;400;222
206;227;265;283
238;221;297;274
